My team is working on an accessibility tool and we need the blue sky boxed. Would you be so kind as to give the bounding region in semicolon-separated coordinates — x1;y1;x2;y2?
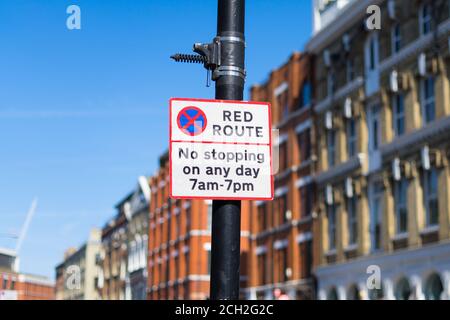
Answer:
0;0;312;279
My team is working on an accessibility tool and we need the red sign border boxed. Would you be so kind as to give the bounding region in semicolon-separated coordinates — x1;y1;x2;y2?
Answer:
169;97;274;201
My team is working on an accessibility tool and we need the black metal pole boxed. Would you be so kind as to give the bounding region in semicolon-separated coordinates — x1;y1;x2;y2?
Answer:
210;0;245;300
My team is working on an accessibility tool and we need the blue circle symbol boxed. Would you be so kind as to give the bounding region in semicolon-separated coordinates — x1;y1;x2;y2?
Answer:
177;106;207;136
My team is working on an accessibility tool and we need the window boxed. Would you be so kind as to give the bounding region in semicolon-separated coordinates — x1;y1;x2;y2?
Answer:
365;33;380;95
207;203;212;232
391;24;402;54
327;204;337;250
207;249;211;273
369;105;381;151
174;254;179;283
369;36;377;70
327;130;336;167
301;81;311;108
175;213;180;236
346;59;355;83
346;118;357;158
185;207;191;232
300;240;312;278
279;247;288;282
394;178;408;234
279;142;288;171
258;204;267;232
327;71;336;96
276;195;288;225
277;90;289;119
258;254;267;285
370;182;383;251
423;168;439;226
300;185;313;218
392;94;405;136
346;196;358;245
297;129;311;162
420;3;432;35
421;77;435;125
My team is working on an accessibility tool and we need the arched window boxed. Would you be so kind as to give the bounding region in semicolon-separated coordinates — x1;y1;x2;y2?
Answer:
395;277;412;300
347;284;361;300
425;273;444;300
327;287;339;300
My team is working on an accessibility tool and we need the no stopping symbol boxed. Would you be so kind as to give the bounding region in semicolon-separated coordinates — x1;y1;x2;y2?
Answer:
177;106;207;136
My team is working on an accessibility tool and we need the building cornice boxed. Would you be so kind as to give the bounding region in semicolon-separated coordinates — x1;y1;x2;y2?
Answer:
380;116;450;160
315;154;365;186
307;0;385;53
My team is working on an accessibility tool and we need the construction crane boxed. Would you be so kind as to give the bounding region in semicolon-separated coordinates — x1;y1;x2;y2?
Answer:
0;197;38;272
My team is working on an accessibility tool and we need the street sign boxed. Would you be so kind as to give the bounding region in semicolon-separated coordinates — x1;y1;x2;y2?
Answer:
170;98;273;200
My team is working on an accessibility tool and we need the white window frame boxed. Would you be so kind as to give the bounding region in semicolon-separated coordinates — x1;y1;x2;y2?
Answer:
392;93;405;137
420;76;436;125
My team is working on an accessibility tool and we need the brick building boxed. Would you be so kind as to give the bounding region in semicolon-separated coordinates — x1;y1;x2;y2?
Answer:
308;0;450;299
0;248;54;300
147;151;250;299
245;52;316;300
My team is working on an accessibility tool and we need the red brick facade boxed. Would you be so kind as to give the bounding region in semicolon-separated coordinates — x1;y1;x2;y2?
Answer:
1;272;54;300
147;152;250;299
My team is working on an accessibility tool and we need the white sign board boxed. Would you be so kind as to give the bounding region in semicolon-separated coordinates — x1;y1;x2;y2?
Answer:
170;98;273;200
0;290;18;300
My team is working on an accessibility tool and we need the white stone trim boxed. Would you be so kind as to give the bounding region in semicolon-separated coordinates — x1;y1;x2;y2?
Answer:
273;239;289;250
275;133;288;146
296;232;313;244
255;245;267;256
295;119;312;134
274;82;289;97
275;186;289;198
296;175;313;188
190;230;211;236
183;202;191;209
187;274;210;282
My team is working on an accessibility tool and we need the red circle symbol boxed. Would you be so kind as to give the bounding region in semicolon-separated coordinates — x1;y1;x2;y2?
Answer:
177;106;207;136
